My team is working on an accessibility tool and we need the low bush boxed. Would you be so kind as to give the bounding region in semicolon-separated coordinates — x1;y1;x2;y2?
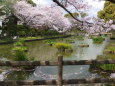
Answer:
106;47;115;52
12;40;35;70
38;29;59;36
92;36;104;43
14;41;24;46
54;43;72;50
44;39;55;45
100;64;115;70
12;46;27;51
13;51;28;61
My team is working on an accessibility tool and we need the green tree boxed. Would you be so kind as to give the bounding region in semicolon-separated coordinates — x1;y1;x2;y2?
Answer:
26;0;36;6
98;1;115;22
0;0;36;37
0;0;17;16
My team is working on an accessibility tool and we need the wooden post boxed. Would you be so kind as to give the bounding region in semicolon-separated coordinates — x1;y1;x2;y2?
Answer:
58;56;63;86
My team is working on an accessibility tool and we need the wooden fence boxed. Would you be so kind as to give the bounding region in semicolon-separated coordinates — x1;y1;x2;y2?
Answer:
0;56;115;86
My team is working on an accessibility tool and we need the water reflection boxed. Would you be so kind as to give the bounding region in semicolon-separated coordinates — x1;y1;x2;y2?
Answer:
0;37;113;83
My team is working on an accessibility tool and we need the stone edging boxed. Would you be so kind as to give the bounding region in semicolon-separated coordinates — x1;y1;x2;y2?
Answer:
0;35;72;45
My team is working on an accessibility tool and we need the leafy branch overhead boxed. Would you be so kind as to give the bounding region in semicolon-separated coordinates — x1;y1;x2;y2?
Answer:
98;1;115;22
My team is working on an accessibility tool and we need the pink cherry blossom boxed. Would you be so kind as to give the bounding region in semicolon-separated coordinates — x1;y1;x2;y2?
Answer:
14;1;72;33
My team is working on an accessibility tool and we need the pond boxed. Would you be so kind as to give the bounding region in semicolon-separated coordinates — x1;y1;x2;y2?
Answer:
0;36;114;85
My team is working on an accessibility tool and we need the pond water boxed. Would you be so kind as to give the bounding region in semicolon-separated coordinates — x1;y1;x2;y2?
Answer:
0;36;114;85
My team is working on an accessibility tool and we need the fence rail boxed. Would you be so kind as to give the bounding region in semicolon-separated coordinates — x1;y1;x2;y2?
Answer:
0;78;115;85
0;56;115;86
0;59;115;66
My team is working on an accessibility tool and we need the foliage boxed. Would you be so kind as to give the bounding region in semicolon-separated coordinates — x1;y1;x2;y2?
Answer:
95;42;115;71
2;15;20;37
53;0;115;34
26;0;36;6
100;64;115;70
0;37;14;42
38;29;59;36
16;25;27;36
13;51;28;61
13;40;35;62
92;36;104;43
0;0;17;17
106;47;115;52
98;1;115;22
13;39;27;51
54;43;72;50
3;24;18;36
64;12;79;18
14;41;24;46
44;39;55;45
3;25;38;37
12;46;27;51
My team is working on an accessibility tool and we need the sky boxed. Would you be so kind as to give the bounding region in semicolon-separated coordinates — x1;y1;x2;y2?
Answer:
32;0;105;17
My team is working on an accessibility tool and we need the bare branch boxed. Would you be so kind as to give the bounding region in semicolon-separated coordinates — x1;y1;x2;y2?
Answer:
52;0;92;25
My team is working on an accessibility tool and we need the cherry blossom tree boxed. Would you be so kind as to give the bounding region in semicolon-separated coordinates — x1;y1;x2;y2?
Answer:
52;0;91;22
82;18;115;34
52;0;115;34
14;0;114;34
13;1;72;32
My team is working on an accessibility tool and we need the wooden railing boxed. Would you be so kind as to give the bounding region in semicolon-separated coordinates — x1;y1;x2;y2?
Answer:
0;56;115;86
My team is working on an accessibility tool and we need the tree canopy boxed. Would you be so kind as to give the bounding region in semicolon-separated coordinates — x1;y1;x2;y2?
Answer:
98;1;115;22
14;1;71;32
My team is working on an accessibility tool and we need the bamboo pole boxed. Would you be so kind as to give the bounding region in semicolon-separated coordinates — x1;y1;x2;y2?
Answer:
58;56;63;86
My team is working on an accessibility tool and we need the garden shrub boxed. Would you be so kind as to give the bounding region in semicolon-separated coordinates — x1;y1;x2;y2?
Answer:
13;40;28;61
13;40;35;70
14;41;24;46
17;25;27;36
100;64;115;70
4;25;18;36
13;51;28;61
106;47;115;52
92;36;104;43
14;39;25;46
44;39;55;45
38;29;59;36
54;43;72;50
12;46;27;51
